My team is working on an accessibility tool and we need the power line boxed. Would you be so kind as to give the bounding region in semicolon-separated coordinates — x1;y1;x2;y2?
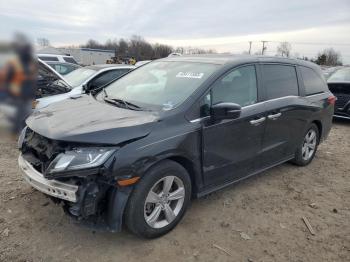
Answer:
261;41;268;55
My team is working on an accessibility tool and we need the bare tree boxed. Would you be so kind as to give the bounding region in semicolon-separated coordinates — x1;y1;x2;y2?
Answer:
153;43;173;58
315;48;342;66
276;42;292;57
37;38;50;47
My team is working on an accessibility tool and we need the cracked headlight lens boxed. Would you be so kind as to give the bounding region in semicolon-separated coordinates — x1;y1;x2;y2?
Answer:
47;147;116;174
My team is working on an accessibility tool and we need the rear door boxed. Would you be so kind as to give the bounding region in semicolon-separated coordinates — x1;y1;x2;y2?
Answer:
259;63;305;167
201;64;267;186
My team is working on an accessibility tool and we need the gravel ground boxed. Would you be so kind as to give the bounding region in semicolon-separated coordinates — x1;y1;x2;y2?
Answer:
0;120;349;262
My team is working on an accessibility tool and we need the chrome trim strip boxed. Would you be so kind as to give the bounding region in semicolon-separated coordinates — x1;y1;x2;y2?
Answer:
189;96;300;123
18;155;78;202
333;115;350;120
305;92;327;98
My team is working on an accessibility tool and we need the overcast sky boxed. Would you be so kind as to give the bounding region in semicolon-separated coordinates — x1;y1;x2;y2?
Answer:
1;0;350;62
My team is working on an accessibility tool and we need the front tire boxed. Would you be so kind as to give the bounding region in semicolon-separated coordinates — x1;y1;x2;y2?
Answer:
291;123;319;166
125;160;191;238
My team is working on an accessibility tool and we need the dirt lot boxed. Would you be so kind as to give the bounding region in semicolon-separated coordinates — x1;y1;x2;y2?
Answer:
0;120;349;262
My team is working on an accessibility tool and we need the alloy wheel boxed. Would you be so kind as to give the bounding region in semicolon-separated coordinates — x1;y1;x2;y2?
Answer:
302;129;317;161
144;176;185;229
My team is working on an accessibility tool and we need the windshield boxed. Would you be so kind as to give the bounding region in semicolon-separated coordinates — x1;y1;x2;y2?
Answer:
64;67;97;87
97;61;218;110
328;68;350;82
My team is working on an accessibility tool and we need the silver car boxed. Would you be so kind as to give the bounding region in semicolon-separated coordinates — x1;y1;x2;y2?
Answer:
35;64;134;109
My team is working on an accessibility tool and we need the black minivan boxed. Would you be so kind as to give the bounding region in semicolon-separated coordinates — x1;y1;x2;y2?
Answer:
18;55;335;238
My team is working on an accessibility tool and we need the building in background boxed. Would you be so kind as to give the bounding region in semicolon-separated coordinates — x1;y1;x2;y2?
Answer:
36;46;114;65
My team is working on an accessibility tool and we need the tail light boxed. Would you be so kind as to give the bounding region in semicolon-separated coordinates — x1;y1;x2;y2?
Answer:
327;96;337;105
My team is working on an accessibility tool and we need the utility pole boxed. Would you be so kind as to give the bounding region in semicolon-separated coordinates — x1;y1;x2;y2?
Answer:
261;41;268;55
248;41;252;54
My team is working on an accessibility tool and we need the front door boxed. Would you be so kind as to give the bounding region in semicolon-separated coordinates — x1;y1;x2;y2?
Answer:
202;65;266;186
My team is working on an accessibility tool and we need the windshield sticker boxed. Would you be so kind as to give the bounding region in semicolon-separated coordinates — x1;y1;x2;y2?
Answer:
176;72;204;79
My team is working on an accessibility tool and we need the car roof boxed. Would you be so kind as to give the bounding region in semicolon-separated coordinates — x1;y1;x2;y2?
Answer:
160;54;318;68
45;61;81;66
37;53;72;58
85;64;135;71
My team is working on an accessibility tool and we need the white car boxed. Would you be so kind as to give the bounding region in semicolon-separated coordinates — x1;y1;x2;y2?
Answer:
37;54;78;65
35;64;134;109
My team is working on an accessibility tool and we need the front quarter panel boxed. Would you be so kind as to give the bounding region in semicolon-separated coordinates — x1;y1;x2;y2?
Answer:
110;117;203;193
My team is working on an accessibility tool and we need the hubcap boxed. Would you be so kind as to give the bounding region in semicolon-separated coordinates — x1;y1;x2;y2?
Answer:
144;176;185;229
302;129;317;161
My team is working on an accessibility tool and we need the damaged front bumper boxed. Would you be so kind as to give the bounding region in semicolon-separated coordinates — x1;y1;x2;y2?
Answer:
18;153;132;232
18;154;78;202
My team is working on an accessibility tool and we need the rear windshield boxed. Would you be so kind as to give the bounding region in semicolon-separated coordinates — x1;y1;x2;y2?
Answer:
63;57;78;64
98;61;218;110
328;68;350;82
39;56;59;62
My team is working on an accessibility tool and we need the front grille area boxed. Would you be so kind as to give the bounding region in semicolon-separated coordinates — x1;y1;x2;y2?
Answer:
21;128;64;173
334;94;350;110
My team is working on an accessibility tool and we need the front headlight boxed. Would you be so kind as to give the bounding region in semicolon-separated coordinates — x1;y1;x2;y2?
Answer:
47;147;116;174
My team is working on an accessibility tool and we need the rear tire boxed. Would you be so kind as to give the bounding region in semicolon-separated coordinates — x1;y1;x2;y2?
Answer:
291;123;319;166
125;160;191;238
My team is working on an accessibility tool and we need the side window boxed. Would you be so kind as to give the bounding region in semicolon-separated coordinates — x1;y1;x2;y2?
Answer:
89;69;129;89
262;64;299;99
300;66;327;95
211;65;258;107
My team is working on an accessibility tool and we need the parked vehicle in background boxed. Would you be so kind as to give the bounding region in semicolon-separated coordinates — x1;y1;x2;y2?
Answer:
18;55;334;238
168;52;182;57
46;61;81;75
321;66;342;80
327;67;350;119
37;59;71;98
35;64;134;109
37;54;78;65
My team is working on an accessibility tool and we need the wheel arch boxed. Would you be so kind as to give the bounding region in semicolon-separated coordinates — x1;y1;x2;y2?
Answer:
141;154;201;197
311;119;323;143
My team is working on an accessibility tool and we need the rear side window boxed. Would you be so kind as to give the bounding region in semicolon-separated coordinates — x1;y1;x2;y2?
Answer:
63;57;78;64
262;64;299;99
39;56;59;62
300;66;327;95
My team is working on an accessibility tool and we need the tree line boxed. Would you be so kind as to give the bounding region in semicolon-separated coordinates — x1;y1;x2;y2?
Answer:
81;35;173;60
275;42;343;66
80;35;218;61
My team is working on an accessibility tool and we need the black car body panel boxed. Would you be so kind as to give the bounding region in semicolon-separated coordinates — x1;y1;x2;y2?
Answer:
328;82;350;119
19;55;334;232
26;95;159;145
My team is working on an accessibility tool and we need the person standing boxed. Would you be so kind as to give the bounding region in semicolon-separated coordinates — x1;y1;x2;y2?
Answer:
2;35;37;135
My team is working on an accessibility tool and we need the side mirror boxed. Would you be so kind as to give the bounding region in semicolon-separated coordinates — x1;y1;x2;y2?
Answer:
82;84;89;93
211;102;241;120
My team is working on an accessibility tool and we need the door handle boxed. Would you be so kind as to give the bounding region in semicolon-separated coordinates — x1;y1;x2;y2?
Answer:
267;112;282;120
250;117;266;125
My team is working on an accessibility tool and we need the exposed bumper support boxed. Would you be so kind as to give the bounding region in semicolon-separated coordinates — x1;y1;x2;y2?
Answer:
18;154;78;202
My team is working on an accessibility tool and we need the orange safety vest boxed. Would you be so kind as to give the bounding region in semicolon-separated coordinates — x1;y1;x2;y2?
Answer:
7;59;36;97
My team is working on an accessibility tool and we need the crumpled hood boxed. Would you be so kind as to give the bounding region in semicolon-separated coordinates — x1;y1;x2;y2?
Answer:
26;95;160;145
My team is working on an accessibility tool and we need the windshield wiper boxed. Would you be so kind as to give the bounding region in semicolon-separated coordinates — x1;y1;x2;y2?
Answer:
103;97;144;111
